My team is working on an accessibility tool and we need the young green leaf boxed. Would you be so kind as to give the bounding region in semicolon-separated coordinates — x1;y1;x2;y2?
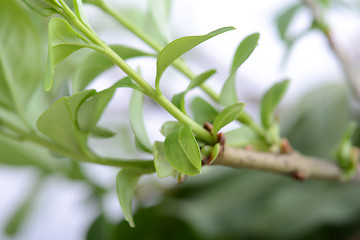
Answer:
5;178;42;235
77;88;115;133
171;92;186;113
187;69;216;91
164;125;201;175
171;69;216;113
225;126;268;151
220;33;260;106
89;126;115;138
160;121;183;137
45;18;98;91
260;79;290;129
155;26;235;91
37;90;95;153
212;103;245;134
276;4;302;41
22;0;58;16
191;97;218;125
130;91;152;153
116;167;153;227
0;0;43;111
73;45;154;93
153;141;173;178
146;0;172;45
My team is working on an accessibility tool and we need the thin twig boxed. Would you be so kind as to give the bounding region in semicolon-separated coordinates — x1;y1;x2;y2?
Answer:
303;0;360;99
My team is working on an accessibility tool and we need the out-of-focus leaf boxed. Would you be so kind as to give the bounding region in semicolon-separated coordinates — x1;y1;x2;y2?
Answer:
153;141;173;178
220;33;259;106
155;27;235;90
171;92;186;113
0;0;43;111
212;103;245;134
116;167;152;227
77;88;115;133
22;0;58;16
160;121;183;137
172;69;216;113
73;45;153;93
164;125;201;175
260;79;290;129
146;0;172;45
187;69;216;91
45;18;97;91
129;90;152;153
5;177;43;235
89;126;115;138
191;97;218;126
0;135;61;170
225;126;268;151
36;90;95;153
283;83;351;158
276;4;302;41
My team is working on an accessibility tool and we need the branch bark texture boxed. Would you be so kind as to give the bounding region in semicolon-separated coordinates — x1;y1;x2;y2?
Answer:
213;146;360;182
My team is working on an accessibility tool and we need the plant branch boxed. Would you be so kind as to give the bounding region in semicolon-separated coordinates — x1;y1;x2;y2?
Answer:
0;116;154;169
56;2;216;144
93;1;266;138
213;146;360;182
303;0;360;99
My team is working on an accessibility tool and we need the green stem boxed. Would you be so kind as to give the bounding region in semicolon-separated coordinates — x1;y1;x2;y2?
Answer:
0;116;153;169
154;94;218;144
94;1;266;137
57;1;215;143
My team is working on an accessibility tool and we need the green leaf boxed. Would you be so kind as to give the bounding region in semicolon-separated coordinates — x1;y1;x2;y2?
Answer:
0;0;43;111
220;33;260;106
171;92;186;113
276;4;302;41
164;125;201;175
225;126;268;151
22;0;58;16
116;167;152;227
73;0;91;27
153;141;173;178
212;103;245;134
45;18;96;91
89;126;115;138
187;69;216;91
130;91;152;153
146;0;172;45
191;97;218;126
36;90;95;153
5;178;42;235
171;69;216;113
73;45;153;93
155;27;235;90
160;121;182;137
260;79;290;129
77;88;115;133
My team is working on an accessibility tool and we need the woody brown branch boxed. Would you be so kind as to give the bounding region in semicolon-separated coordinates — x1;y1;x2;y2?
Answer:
213;146;360;182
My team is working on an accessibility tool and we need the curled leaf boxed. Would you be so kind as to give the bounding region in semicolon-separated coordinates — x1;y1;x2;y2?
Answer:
164;125;201;175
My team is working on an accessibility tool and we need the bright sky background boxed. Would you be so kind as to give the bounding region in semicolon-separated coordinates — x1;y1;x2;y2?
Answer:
0;1;359;239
